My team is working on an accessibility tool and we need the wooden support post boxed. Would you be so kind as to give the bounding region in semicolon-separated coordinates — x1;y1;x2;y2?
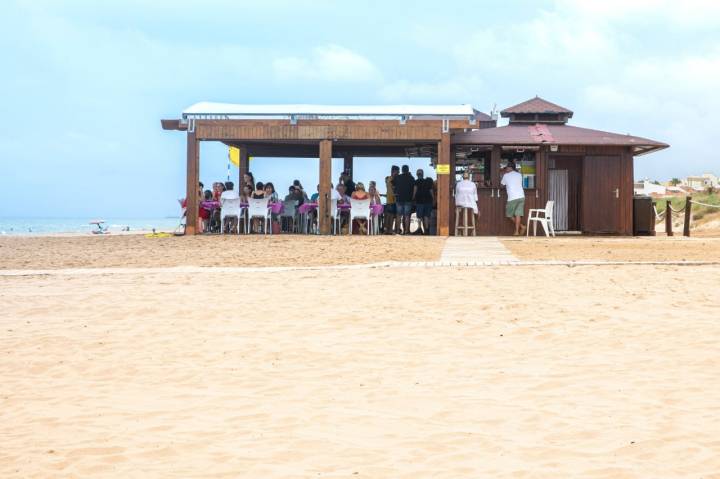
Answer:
683;196;692;237
343;154;353;180
318;140;333;235
238;146;249;189
436;132;451;236
665;199;673;236
185;132;199;235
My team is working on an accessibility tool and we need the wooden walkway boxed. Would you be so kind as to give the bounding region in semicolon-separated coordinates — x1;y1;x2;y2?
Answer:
439;237;520;265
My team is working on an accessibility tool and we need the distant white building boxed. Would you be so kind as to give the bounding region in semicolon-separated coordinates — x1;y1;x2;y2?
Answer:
683;173;718;190
634;180;666;196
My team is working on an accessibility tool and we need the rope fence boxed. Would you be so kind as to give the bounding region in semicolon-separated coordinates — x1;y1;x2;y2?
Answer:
689;200;720;209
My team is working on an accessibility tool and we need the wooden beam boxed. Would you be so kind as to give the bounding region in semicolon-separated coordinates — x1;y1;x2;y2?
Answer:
185;132;199;235
238;146;249;189
318;140;333;235
343;154;353;179
195;120;443;141
436;133;451;236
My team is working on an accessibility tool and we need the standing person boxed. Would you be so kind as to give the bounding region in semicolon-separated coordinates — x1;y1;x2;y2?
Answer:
393;165;415;235
500;162;526;235
383;165;399;234
243;172;255;191
413;169;434;235
343;171;356;196
284;186;296;202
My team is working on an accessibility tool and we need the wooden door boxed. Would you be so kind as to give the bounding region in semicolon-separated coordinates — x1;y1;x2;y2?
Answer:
582;155;622;234
475;189;496;235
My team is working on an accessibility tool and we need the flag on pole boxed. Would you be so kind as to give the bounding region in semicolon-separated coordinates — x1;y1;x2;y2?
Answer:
228;146;240;167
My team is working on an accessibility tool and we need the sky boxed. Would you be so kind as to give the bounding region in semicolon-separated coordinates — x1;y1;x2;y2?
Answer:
1;0;719;218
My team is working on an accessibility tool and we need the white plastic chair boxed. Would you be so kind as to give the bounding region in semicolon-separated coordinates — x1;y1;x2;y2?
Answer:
527;200;555;237
310;198;341;234
349;199;371;235
330;199;343;234
280;200;298;233
246;197;271;234
220;197;243;234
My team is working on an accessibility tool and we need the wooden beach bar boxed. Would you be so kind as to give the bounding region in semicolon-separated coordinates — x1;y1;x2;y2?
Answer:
161;97;667;236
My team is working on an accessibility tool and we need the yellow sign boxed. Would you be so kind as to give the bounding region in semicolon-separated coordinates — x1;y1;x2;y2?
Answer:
228;147;253;166
228;146;240;167
436;164;450;174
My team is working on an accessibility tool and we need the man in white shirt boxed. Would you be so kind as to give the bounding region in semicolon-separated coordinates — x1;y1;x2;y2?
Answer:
220;181;240;200
500;163;526;235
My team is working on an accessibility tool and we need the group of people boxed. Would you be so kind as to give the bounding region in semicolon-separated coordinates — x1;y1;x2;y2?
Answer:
185;165;440;235
455;161;527;235
383;165;435;235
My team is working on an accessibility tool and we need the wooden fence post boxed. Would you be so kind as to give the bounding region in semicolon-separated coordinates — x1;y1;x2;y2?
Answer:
665;199;673;236
683;196;692;237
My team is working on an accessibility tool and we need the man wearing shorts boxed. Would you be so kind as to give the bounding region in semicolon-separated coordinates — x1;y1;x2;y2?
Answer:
383;165;399;234
500;162;526;235
413;169;434;235
393;165;415;235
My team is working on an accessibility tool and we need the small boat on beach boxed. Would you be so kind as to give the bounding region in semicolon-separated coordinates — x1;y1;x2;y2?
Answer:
89;220;110;235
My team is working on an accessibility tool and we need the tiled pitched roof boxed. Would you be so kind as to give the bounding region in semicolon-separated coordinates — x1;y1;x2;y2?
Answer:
501;96;573;115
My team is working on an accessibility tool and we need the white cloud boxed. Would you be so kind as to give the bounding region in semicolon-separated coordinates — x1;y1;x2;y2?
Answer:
554;0;720;28
273;44;381;83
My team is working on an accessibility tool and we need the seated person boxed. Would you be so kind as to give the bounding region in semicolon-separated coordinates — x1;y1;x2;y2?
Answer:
292;180;309;204
336;183;351;204
220;181;239;200
368;181;381;205
350;182;370;234
310;184;320;202
351;182;369;200
264;182;279;203
212;182;225;201
252;182;265;199
199;190;216;232
284;186;296;202
241;184;253;202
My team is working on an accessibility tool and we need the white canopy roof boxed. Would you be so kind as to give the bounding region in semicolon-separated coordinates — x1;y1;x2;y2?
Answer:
182;102;477;119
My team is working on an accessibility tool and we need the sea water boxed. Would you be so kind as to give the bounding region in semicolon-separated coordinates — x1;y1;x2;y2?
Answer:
0;217;181;236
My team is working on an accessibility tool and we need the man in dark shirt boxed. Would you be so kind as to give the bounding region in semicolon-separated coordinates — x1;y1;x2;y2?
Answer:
413;169;434;235
341;171;356;196
392;164;415;235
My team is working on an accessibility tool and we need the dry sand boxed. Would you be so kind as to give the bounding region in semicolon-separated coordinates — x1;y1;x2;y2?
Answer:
503;236;720;262
2;262;720;478
0;235;445;270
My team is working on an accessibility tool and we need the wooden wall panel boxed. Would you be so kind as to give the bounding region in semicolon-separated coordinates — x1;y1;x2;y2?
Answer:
196;120;443;141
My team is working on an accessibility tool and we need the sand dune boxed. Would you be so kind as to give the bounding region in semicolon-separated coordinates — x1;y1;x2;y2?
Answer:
2;265;719;478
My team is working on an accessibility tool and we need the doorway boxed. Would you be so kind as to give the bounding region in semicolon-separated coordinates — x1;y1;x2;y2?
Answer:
548;156;582;231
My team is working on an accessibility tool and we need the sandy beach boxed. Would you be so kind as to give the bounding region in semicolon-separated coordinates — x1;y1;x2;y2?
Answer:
2;236;720;478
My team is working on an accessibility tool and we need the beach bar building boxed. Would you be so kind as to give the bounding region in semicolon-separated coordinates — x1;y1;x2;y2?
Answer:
161;96;667;236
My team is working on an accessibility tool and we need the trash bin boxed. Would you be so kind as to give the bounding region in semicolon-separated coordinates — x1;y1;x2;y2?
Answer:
633;195;655;236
